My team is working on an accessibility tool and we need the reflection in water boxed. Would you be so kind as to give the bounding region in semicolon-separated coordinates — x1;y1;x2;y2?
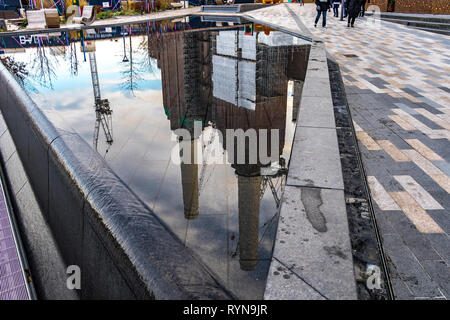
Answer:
1;20;310;298
89;51;113;152
149;27;307;273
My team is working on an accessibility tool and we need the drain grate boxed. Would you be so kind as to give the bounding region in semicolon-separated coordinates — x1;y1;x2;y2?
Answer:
343;53;359;58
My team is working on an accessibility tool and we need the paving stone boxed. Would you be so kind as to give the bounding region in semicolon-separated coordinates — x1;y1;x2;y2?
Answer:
264;259;326;300
269;185;357;300
383;233;442;298
426;234;450;265
421;260;450;298
297;96;336;129
382;210;441;261
287;126;344;190
427;210;450;236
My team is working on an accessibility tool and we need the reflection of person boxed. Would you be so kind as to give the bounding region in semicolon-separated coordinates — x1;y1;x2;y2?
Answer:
314;0;332;28
298;0;304;6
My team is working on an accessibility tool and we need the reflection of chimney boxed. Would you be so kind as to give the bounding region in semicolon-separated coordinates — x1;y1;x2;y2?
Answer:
292;80;304;122
238;175;261;271
181;140;199;220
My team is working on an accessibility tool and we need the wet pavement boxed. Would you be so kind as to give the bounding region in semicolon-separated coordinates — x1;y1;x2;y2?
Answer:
1;18;310;299
247;3;450;299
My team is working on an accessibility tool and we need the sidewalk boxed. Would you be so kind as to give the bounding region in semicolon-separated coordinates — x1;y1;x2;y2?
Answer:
248;3;450;299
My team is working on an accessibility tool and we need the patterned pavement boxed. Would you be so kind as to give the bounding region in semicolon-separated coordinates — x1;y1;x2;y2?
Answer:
248;3;450;299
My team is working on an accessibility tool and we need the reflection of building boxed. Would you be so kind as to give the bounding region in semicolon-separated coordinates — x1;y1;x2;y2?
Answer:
149;31;212;220
212;30;309;271
150;27;309;270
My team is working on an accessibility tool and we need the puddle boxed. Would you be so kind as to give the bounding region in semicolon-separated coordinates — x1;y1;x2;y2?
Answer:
1;16;311;299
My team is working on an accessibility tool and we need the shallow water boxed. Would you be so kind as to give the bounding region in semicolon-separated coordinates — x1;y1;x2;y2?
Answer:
1;17;310;299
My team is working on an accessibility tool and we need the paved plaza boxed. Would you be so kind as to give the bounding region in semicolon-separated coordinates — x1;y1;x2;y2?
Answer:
247;3;450;299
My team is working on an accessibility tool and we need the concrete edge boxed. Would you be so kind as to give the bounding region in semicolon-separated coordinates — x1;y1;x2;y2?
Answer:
263;36;357;300
0;62;233;300
0;110;78;300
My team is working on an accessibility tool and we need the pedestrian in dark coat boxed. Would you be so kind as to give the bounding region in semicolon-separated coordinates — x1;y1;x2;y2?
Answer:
361;0;369;16
346;0;362;27
314;0;332;28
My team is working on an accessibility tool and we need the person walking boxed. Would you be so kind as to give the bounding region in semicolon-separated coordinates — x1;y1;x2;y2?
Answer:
298;0;304;6
346;0;361;27
333;0;341;17
360;0;369;17
314;0;332;28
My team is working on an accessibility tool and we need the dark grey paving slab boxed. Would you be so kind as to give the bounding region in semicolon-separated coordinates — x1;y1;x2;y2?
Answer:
425;234;450;265
381;210;440;261
383;233;443;298
421;260;450;298
428;209;450;233
433;161;450;177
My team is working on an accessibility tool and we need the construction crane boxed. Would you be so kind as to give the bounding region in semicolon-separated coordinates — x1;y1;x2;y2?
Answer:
88;51;113;152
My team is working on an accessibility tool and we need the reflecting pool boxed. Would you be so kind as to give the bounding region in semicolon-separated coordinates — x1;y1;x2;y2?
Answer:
1;17;311;299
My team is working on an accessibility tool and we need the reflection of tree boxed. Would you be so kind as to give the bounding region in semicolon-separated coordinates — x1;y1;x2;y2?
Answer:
0;56;28;85
120;31;157;95
66;42;79;76
28;45;58;89
138;36;157;75
121;32;140;94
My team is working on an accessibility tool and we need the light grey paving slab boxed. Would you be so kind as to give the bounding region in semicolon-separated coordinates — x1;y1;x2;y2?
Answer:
297;96;336;129
301;76;332;99
267;186;357;300
264;259;326;300
287;126;344;190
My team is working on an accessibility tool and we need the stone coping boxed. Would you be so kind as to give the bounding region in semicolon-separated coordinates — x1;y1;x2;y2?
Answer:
263;38;357;300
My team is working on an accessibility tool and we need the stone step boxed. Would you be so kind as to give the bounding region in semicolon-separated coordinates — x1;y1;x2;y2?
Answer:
382;17;450;30
366;11;450;24
410;26;450;36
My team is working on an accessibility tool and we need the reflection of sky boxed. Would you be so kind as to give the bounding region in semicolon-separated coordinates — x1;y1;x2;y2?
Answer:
10;35;161;102
6;29;300;299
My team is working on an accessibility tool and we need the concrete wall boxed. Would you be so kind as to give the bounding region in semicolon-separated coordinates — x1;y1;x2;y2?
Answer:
0;63;233;300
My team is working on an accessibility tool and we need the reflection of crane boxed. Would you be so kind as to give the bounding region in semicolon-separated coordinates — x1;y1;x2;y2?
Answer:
88;51;113;152
260;158;288;208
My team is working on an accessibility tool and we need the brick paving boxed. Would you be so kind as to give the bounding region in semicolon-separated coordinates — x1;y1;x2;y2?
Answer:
248;3;450;299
